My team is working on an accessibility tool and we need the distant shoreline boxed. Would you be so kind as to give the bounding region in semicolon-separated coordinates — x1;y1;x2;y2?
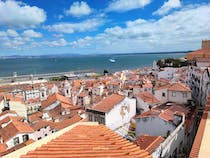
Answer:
0;53;186;78
0;51;190;59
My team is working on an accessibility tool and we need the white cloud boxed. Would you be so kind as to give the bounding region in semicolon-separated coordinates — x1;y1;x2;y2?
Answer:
71;4;210;53
0;31;6;37
153;0;181;15
45;18;104;34
65;1;92;17
6;29;19;37
45;38;68;47
70;36;92;47
0;29;19;37
23;30;42;38
0;36;30;49
0;0;46;28
53;34;64;38
106;0;152;12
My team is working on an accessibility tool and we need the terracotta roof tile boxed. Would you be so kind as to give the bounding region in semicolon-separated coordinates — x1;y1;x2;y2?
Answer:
136;104;189;122
91;94;125;113
0;139;34;156
0;121;34;142
0;110;17;118
48;115;83;130
187;49;210;60
21;124;152;158
168;83;191;92
137;92;160;104
28;111;43;123
135;135;164;154
31;120;50;131
154;82;191;92
189;95;210;158
42;93;71;109
0;116;22;126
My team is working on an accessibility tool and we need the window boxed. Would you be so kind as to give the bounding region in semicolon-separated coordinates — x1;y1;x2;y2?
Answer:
94;116;98;122
172;92;176;97
45;134;47;137
13;137;19;145
183;92;187;98
38;137;41;140
162;92;165;97
88;114;93;121
98;117;105;124
22;134;29;142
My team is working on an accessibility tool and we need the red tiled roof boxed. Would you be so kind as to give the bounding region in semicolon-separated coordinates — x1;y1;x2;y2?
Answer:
41;93;71;109
0;110;17;118
91;94;125;113
0;121;34;142
31;120;50;131
135;110;160;119
168;83;191;92
0;116;22;126
21;124;152;158
155;82;191;92
0;139;34;156
137;92;160;104
48;115;83;130
28;111;43;123
136;104;189;122
189;95;210;158
135;135;164;154
143;83;153;89
187;49;210;60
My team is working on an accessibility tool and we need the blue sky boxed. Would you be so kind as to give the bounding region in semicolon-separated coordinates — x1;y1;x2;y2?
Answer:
0;0;209;56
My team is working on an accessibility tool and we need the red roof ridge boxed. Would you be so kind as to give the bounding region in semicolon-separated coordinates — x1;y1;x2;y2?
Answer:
7;122;152;158
189;94;210;158
91;93;125;113
145;136;164;153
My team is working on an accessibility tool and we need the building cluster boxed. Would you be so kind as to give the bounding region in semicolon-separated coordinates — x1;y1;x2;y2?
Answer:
0;40;210;157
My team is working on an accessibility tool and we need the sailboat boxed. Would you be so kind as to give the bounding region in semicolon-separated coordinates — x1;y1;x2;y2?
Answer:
109;58;116;63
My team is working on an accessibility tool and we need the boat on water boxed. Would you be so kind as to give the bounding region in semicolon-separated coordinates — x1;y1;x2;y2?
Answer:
109;59;116;63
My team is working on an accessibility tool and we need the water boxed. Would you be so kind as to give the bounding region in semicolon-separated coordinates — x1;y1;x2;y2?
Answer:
0;53;186;77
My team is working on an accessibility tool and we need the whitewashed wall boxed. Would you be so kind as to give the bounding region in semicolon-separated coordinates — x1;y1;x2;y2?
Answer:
10;101;27;118
135;116;175;137
6;133;34;149
168;91;191;104
105;97;136;130
154;89;168;103
158;67;177;80
33;126;52;141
